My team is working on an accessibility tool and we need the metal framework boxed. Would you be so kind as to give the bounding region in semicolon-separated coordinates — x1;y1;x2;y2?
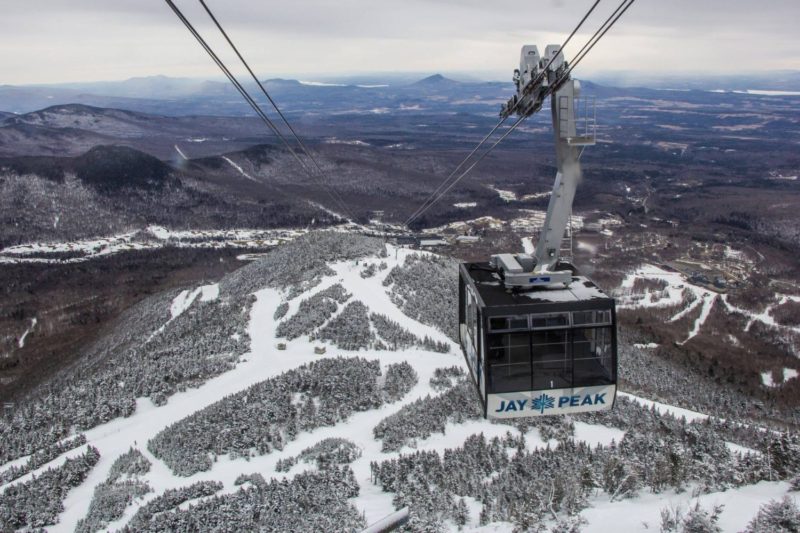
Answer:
492;45;596;289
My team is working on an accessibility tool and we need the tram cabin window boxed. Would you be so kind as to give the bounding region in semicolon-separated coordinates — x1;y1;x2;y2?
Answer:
487;331;531;393
489;315;529;331
486;310;615;394
572;326;613;386
531;328;569;390
531;313;570;329
572;310;612;325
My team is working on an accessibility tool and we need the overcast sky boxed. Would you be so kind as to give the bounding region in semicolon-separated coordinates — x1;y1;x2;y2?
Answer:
2;0;799;85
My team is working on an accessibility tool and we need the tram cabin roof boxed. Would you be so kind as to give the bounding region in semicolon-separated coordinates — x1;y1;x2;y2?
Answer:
460;262;613;316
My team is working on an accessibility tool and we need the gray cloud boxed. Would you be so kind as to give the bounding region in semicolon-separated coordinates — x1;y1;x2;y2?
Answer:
1;0;798;84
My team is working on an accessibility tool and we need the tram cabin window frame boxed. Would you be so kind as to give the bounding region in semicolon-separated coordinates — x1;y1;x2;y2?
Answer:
485;309;615;394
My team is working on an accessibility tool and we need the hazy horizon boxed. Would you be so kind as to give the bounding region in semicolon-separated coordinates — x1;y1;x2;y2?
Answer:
3;0;799;85
10;68;800;89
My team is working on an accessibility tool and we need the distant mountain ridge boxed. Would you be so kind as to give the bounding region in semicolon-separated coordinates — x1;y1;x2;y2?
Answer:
0;74;509;115
5;104;160;138
413;73;459;85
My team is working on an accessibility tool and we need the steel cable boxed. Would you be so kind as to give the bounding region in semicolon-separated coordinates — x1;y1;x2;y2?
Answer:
197;0;354;220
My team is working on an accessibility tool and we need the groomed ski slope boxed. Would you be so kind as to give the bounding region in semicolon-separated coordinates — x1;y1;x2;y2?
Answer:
2;246;797;532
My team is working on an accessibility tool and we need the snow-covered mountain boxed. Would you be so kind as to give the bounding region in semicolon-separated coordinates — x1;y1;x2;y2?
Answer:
0;232;798;532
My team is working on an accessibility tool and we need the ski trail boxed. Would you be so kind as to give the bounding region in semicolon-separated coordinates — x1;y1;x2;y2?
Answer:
222;156;258;182
679;294;717;345
722;294;800;336
174;145;188;160
18;317;37;348
27;249;456;531
307;200;347;222
668;295;702;322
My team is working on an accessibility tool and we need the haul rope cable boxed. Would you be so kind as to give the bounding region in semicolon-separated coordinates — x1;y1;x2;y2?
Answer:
402;0;602;227
164;0;354;220
405;0;634;226
197;0;354;221
404;0;635;226
409;113;529;225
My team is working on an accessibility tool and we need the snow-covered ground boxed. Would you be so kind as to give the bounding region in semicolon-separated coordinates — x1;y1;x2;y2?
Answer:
509;210;584;233
618;264;800;352
422;216;505;234
761;367;800;388
5;244;457;531
618;264;719;344
0;226;306;264
3;246;796;532
582;481;798;533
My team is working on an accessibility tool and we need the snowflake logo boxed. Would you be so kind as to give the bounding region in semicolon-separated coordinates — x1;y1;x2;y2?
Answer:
531;393;555;414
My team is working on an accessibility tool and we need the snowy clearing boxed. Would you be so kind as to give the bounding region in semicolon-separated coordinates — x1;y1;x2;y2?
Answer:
582;481;798;533
617;264;719;344
0;226;305;264
761;367;800;388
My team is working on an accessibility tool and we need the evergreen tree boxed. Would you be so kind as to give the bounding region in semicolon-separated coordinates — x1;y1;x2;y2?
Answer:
681;503;723;533
454;498;469;529
744;497;800;533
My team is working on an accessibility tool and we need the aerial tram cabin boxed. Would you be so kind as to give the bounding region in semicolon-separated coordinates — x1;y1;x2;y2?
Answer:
459;262;617;419
457;44;618;418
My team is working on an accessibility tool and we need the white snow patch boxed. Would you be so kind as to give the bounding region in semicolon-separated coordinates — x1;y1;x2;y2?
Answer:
200;283;220;302
725;441;758;456
488;186;517;202
581;481;797;533
736;89;800;96
509;210;584;233
573;422;625;447
0;227;305;264
170;284;219;320
174;144;188;160
678;293;717;345
222;156;257;182
520;191;550;201
619;392;708;423
298;80;346;87
324;137;370;146
761;367;800;387
18;318;37;348
521;237;534;254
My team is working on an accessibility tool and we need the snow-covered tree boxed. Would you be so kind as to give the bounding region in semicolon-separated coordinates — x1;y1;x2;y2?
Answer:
744;497;800;533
